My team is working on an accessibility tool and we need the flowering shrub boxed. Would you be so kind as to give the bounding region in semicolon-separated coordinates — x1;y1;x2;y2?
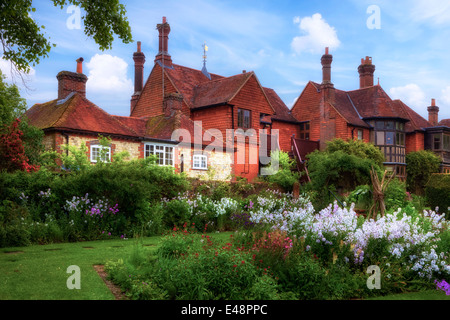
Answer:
244;196;450;283
435;279;450;295
63;193;121;240
161;193;239;231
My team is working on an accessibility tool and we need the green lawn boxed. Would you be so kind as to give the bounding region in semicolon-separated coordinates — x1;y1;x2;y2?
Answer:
1;233;448;300
0;236;161;300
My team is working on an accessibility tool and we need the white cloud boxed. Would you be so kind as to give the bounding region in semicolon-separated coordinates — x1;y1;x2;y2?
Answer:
409;0;450;25
85;54;133;96
291;13;340;54
389;83;428;111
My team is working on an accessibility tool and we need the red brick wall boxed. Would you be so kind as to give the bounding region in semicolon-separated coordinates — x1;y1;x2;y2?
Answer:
271;120;300;152
231;75;274;136
291;82;322;142
406;132;425;153
131;64;183;118
192;104;232;138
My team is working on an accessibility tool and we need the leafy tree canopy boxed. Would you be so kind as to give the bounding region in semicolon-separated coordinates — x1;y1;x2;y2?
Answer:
406;150;441;195
306;138;384;192
1;0;133;74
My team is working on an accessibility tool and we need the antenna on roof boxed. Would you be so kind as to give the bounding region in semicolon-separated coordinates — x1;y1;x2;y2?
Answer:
201;42;211;80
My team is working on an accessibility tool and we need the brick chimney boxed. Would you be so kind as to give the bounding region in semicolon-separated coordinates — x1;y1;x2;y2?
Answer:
163;92;183;118
56;57;88;100
155;17;172;68
131;41;146;114
358;56;375;88
321;47;335;104
427;98;439;126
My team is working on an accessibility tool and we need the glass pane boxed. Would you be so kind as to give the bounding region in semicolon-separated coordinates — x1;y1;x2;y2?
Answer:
305;122;310;130
434;134;441;150
386;121;394;130
376;131;385;145
386;132;394;145
201;156;207;168
92;147;99;161
376;121;385;129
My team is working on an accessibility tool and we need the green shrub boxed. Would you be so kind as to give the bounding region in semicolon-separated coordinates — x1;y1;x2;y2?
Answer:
306;139;384;197
346;185;372;210
425;174;450;217
384;178;407;212
406;150;441;195
262;150;300;192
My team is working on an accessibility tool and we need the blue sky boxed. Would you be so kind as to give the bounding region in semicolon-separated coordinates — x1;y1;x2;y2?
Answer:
2;0;450;121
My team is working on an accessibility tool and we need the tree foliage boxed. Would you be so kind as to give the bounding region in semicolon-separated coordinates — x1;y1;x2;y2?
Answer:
406;150;441;195
0;70;43;169
306;138;384;192
0;0;133;74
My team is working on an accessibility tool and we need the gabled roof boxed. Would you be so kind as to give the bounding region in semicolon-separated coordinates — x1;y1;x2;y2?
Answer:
295;81;432;131
163;64;224;108
263;87;299;123
191;72;253;109
162;64;276;114
393;99;432;132
346;85;411;120
26;93;140;138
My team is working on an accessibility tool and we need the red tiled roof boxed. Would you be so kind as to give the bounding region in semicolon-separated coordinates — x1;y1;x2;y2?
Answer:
439;119;450;127
164;64;224;108
145;113;227;147
393;99;431;132
334;89;370;128
191;72;253;108
26;93;140;137
263;87;299;123
346;85;410;120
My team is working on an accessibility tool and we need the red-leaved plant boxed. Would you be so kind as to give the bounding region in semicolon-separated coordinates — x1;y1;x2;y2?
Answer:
0;118;39;172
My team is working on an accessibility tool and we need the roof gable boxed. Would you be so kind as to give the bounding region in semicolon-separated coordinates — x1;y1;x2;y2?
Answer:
346;85;410;120
191;72;253;109
26;93;140;137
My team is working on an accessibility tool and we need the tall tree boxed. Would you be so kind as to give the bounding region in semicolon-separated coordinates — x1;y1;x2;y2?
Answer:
0;70;43;168
0;0;133;74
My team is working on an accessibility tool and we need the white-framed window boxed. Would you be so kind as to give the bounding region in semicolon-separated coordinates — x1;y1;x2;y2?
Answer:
145;143;174;166
90;145;111;163
357;129;363;140
192;154;208;170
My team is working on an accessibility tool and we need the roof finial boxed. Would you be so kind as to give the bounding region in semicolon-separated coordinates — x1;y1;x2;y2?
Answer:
201;42;211;80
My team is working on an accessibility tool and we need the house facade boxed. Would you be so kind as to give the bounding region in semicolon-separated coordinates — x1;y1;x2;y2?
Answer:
26;17;301;182
290;48;450;178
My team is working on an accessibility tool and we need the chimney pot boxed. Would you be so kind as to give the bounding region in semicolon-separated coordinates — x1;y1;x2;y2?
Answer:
76;57;84;73
137;41;141;53
358;56;375;88
427;99;439;126
155;17;172;67
325;47;329;55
